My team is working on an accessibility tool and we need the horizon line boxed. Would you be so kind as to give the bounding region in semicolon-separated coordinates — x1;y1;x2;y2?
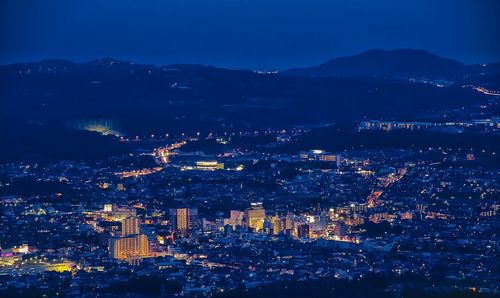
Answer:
1;48;498;71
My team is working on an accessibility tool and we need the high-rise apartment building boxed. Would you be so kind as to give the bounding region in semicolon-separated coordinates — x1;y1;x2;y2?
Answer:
170;208;198;233
109;234;150;260
122;217;140;236
177;208;190;231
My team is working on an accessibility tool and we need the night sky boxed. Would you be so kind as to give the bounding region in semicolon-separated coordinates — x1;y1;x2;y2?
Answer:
1;0;499;69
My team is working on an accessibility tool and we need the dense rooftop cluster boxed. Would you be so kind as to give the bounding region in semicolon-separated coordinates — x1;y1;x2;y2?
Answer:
0;128;498;297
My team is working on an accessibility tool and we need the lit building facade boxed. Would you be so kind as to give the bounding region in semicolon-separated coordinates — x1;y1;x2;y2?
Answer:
229;210;245;227
300;150;342;166
170;208;199;233
196;161;224;170
109;234;150;260
122;217;140;236
244;203;266;231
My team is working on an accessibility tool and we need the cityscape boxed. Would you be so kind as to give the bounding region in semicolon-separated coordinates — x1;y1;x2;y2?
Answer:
1;1;499;297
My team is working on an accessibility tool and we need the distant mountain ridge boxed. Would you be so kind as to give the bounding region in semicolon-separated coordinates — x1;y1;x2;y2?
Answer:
0;49;494;136
4;49;499;82
283;49;500;81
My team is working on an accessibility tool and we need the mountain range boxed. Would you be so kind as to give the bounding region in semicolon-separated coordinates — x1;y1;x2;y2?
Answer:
284;49;500;81
1;49;498;137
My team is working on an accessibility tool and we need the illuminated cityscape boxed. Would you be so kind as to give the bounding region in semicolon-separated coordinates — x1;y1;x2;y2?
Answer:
1;125;498;296
1;1;500;297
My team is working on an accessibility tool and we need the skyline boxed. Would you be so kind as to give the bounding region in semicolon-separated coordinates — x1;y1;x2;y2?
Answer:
1;0;500;69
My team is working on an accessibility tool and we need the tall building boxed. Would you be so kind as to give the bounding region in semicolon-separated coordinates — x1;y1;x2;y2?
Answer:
136;234;150;256
109;234;150;260
244;203;265;232
177;208;190;232
122;217;140;236
229;210;244;227
285;214;294;231
170;208;198;233
297;224;310;238
270;216;282;235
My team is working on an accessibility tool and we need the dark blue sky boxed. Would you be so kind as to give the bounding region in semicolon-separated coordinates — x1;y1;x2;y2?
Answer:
1;0;499;69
